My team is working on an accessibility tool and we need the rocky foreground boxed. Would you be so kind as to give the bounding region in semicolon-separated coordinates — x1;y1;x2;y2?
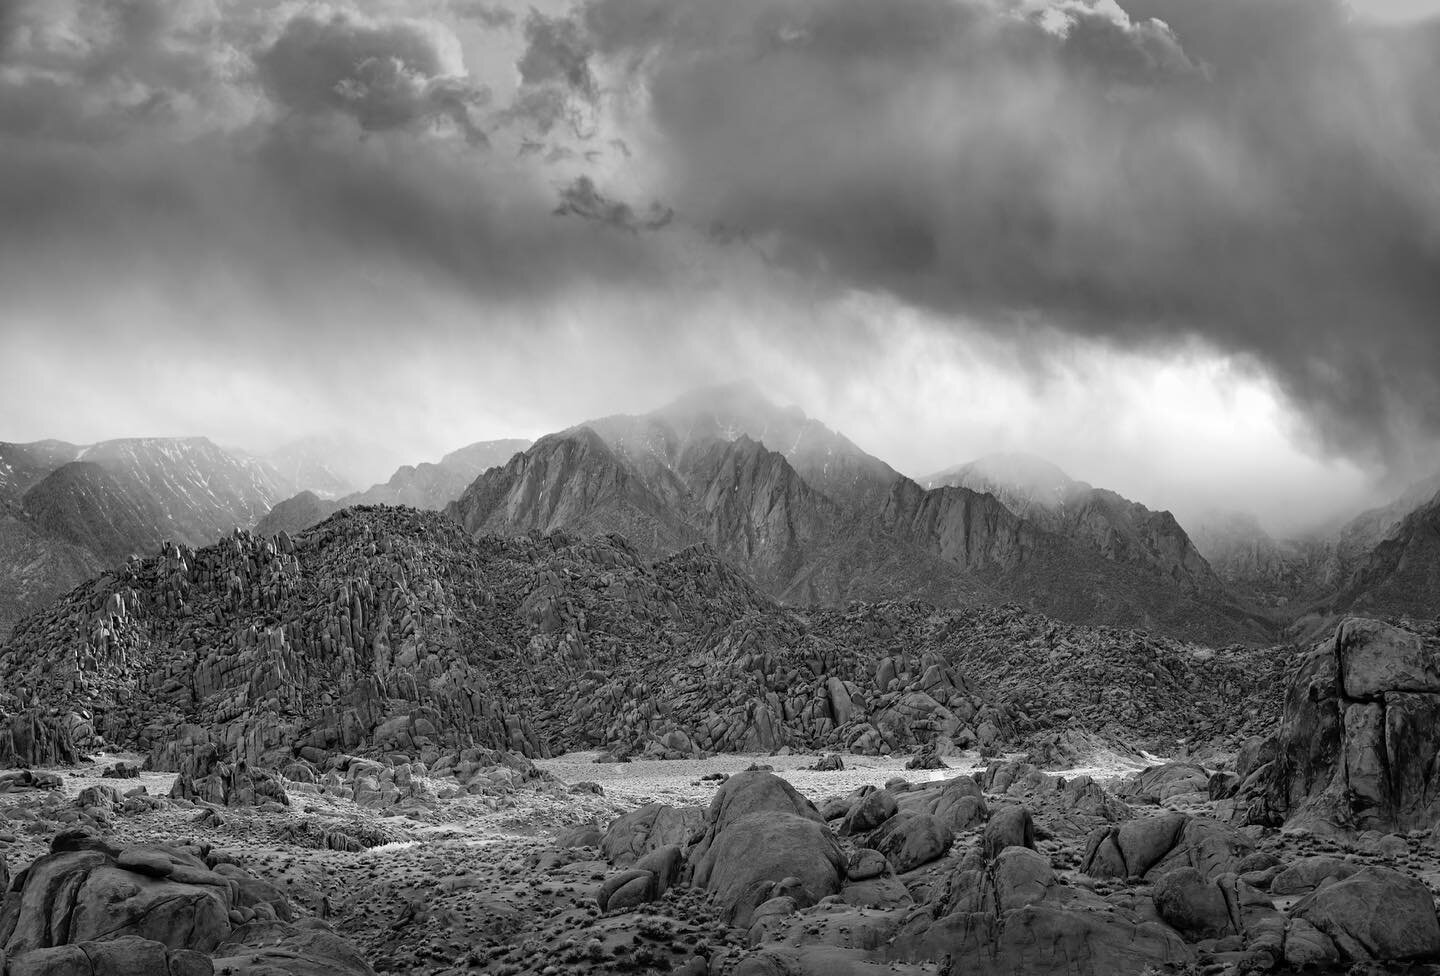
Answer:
2;508;1438;975
0;743;1435;976
0;616;1439;974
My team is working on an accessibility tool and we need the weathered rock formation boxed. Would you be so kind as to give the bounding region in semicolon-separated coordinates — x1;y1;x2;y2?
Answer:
1239;617;1440;832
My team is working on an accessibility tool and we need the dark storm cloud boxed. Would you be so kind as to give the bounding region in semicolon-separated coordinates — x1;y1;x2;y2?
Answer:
3;0;1439;486
0;0;670;314
518;9;598;98
523;0;1440;466
258;11;490;144
554;175;673;231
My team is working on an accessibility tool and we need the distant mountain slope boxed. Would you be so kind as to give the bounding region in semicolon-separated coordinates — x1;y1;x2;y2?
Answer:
75;437;284;540
0;436;313;637
924;453;1223;596
22;462;173;563
451;390;1272;644
255;438;532;537
1189;510;1341;609
0;506;103;639
255;434;364;499
252;490;342;539
1192;471;1440;614
348;438;532;509
0;440;83;505
1294;490;1440;634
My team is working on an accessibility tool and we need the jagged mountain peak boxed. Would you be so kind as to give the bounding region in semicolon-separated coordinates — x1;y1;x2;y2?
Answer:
577;385;902;514
925;450;1221;599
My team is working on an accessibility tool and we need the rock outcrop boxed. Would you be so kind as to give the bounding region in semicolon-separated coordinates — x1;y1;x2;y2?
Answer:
1242;617;1440;832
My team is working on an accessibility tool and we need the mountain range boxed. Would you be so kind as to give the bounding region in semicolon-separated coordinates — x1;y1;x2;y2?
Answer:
447;384;1269;644
3;383;1436;646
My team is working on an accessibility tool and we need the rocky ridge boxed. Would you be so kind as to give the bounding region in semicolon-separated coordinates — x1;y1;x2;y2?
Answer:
925;452;1224;597
0;508;1285;778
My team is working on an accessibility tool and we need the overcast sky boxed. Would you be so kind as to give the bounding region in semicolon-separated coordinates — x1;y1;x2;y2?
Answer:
2;0;1439;535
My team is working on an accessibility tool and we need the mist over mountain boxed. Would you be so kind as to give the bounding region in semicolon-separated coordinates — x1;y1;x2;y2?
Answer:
4;0;1440;534
8;383;1440;648
925;453;1222;596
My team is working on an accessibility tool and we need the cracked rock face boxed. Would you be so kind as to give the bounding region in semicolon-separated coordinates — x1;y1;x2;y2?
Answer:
1251;617;1440;832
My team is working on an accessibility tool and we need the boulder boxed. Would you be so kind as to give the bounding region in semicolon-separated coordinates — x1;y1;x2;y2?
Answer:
0;711;79;769
1269;856;1359;895
1151;867;1233;940
863;814;953;873
601;804;703;865
690;812;844;926
0;848;232;956
898;895;1193;975
1251;618;1440;832
982;807;1035;861
75;785;122;812
927;776;989;832
703;771;824;835
987;847;1058;914
1083;814;1253;882
839;790;897;837
905;744;947;771
597;845;684;912
1289;865;1440;962
0;834;370;976
1117;762;1210;804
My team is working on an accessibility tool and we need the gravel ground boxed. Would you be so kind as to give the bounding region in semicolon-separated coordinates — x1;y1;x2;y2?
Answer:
535;747;1164;810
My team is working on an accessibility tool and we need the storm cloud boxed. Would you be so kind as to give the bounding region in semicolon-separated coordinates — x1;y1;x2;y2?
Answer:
1;0;1439;527
522;0;1440;466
